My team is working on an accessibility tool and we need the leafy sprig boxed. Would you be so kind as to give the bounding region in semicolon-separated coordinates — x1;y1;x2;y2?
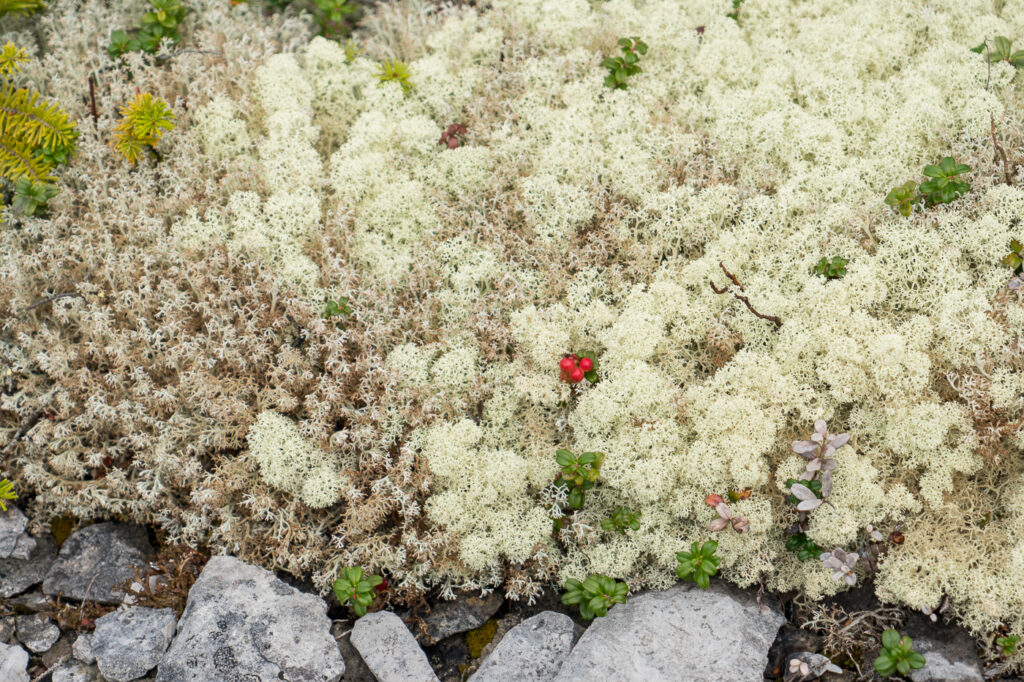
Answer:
332;566;383;617
874;630;926;677
561;574;628;620
675;540;719;589
602;37;647;89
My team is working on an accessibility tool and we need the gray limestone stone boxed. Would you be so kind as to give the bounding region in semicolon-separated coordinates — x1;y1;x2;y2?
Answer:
43;523;153;605
92;607;177;681
350;611;439;682
470;611;575;682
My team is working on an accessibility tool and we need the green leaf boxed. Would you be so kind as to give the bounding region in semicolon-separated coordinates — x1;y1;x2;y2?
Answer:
695;571;710;589
556;449;575;467
874;652;896;676
907;652;926;669
970;42;986;54
881;629;901;651
993;36;1012;59
568;487;584;509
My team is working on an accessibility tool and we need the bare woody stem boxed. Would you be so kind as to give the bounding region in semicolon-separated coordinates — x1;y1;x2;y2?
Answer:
709;262;783;330
991;113;1014;186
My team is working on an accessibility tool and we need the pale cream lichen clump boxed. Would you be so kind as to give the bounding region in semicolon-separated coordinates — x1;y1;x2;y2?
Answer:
3;0;1024;653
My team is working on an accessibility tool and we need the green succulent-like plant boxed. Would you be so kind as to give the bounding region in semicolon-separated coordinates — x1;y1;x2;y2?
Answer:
561;574;628;620
884;180;920;217
377;60;413;92
1002;239;1023;275
12;177;57;216
0;478;16;512
811;256;847;280
332;566;383;617
785;531;824;562
108;0;187;58
602;37;648;89
997;635;1020;656
675;540;720;589
601;506;641;534
985;36;1024;67
919;156;971;206
555;449;603;509
874;630;926;677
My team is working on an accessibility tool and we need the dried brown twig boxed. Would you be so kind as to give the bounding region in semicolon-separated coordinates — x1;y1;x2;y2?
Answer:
709;262;783;329
991;113;1015;186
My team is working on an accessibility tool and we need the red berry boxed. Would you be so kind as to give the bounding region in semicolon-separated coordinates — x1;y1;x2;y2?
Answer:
569;367;584;383
559;357;575;372
579;357;594;372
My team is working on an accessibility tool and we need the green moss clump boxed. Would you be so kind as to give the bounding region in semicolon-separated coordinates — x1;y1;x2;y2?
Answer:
466;618;498;659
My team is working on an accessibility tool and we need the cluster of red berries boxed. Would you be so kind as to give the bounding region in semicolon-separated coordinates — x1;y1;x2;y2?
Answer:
439;123;467;149
559;354;593;383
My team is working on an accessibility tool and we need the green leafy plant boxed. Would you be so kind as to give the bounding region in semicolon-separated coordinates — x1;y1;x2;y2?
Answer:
0;0;45;18
12;177;57;216
785;532;824;561
874;630;926;677
323;296;352;321
332;566;383;617
602;37;647;89
108;0;188;59
601;506;641;534
0;478;15;512
919;156;971;206
312;0;358;39
726;0;745;21
985;36;1024;67
112;93;175;163
997;635;1019;656
675;540;720;588
377;60;413;92
884;180;920;217
561;574;628;620
1002;239;1023;275
811;256;847;280
555;449;603;508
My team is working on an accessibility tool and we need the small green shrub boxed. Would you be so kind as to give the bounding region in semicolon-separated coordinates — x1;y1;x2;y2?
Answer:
112;93;175;163
919;157;971;206
323;296;352;321
811;256;847;280
312;0;358;39
601;506;641;533
675;540;719;588
0;478;15;511
873;630;926;677
986;36;1024;67
884;180;920;217
727;0;745;21
332;566;383;617
602;37;647;89
555;449;603;508
561;574;628;620
12;177;57;216
1002;239;1023;275
377;60;413;92
108;0;187;58
785;532;824;561
997;635;1019;656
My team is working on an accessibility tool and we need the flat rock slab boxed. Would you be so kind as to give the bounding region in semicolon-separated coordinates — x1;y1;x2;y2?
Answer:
156;555;345;682
0;507;32;559
0;641;30;682
351;611;439;682
419;591;503;644
52;660;102;682
93;607;176;681
43;523;153;604
0;533;58;598
15;613;60;653
554;583;785;682
905;615;984;682
470;611;575;682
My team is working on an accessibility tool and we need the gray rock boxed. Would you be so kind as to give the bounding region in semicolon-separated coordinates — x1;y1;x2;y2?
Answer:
15;613;60;653
92;607;176;681
0;641;30;682
156;555;345;682
8;533;36;561
330;622;375;682
0;507;30;559
43;523;153;604
0;533;58;598
73;631;96;664
470;611;575;682
7;588;51;612
351;611;439;682
904;616;984;682
554;583;786;682
0;616;14;643
52;660;103;682
419;591;503;644
42;632;75;669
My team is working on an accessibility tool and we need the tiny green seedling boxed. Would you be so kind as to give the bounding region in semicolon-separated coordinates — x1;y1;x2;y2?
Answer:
811;256;847;280
377;60;413;92
332;566;383;617
1002;239;1023;275
555;449;603;508
0;478;16;512
884;180;920;217
675;540;719;588
919;157;971;206
561;574;628;619
12;178;58;216
323;297;352;322
726;0;745;21
873;630;926;677
601;506;641;534
785;532;824;562
997;635;1019;656
602;37;648;89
